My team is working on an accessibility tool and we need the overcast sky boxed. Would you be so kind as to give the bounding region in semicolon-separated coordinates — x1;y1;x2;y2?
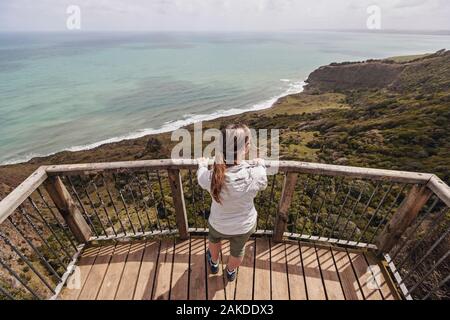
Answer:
0;0;449;32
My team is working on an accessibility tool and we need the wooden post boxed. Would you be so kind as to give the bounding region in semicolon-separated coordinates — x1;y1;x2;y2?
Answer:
273;173;298;242
44;176;92;243
376;184;432;255
167;169;189;240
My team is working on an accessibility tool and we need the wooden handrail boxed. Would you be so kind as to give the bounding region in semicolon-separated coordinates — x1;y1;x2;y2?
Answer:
0;160;448;301
45;159;433;184
427;175;450;207
1;160;449;249
0;166;48;224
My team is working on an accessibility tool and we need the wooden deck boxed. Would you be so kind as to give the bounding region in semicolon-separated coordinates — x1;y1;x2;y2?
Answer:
61;236;399;300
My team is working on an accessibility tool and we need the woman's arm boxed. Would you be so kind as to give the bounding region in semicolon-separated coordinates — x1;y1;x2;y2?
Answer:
249;158;268;191
196;157;211;191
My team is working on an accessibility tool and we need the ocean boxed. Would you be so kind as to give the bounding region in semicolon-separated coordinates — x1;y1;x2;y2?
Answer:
1;31;449;164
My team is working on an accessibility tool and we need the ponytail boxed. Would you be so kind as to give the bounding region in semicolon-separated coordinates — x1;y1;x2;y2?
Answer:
210;124;250;204
211;162;227;204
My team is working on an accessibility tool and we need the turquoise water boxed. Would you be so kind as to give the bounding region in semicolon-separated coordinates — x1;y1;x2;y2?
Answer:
1;31;449;164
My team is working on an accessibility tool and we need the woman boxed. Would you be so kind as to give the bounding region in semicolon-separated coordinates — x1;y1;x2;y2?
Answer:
197;124;267;281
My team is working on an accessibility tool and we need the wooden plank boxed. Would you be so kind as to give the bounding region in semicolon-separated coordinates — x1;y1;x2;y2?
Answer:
61;246;100;300
315;246;345;300
284;232;377;250
274;161;432;184
206;239;226;300
89;229;178;242
347;249;383;300
167;169;189;240
44;176;92;242
271;242;289;299
221;240;237;300
78;245;115;300
96;243;131;300
170;239;190;300
377;185;432;254
46;160;194;176
0;166;47;224
153;238;175;300
254;238;271;300
45;159;433;184
331;248;364;300
300;243;326;300
133;240;160;300
285;242;307;300
189;237;207;300
234;239;255;300
273;173;298;242
115;241;146;300
365;252;398;300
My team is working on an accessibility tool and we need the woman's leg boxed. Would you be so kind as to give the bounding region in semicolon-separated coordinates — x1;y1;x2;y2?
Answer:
227;224;256;271
227;255;243;271
227;237;248;271
209;241;221;263
208;222;223;263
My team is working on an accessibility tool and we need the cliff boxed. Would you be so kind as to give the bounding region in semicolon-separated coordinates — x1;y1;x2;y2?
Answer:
304;49;450;94
304;61;405;93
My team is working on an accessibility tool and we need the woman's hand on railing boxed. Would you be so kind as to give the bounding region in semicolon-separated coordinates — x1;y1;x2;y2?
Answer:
253;158;266;167
197;157;210;168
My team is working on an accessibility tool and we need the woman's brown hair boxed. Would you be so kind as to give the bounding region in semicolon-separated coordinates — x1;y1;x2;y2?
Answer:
211;124;250;204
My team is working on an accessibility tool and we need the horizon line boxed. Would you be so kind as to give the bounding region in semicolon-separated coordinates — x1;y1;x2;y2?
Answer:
1;28;450;35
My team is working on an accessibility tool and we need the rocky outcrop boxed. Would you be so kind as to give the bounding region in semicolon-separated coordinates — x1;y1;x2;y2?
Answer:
304;49;450;94
304;61;405;93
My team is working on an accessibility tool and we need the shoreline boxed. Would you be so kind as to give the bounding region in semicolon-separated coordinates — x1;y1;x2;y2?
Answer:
1;49;448;190
1;80;306;166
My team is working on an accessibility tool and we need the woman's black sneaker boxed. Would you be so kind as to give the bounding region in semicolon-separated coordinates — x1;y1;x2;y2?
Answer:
226;267;236;282
206;249;219;274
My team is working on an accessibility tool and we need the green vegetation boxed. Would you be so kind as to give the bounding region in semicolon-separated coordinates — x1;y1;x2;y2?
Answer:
384;53;431;63
214;49;450;183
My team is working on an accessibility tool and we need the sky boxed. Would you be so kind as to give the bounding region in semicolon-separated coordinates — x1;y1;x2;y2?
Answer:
0;0;449;32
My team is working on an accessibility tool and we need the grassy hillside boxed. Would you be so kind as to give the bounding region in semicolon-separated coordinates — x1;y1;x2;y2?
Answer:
384;53;431;63
302;49;450;183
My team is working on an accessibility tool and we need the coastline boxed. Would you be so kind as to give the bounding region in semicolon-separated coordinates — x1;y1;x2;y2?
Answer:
1;80;306;166
0;78;311;191
2;49;448;191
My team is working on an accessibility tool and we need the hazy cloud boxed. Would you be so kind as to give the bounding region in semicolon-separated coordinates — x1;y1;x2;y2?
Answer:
0;0;448;31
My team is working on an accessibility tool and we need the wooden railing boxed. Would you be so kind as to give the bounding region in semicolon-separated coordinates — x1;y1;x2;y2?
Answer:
0;159;449;300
